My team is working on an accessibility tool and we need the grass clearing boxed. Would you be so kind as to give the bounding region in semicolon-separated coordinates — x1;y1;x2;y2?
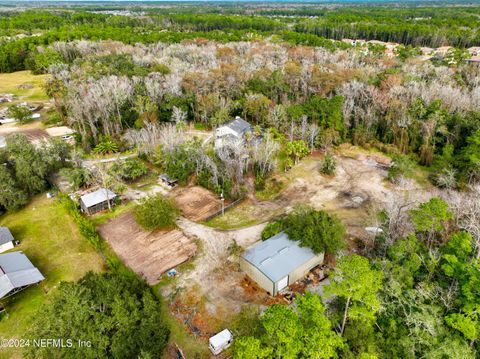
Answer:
0;71;48;105
0;195;105;359
205;203;262;230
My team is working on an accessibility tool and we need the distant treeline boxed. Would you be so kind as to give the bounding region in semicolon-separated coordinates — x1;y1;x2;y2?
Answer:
1;6;480;73
0;11;346;73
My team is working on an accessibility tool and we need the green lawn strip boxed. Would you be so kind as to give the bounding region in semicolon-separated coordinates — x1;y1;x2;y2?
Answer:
204;203;261;230
0;195;105;358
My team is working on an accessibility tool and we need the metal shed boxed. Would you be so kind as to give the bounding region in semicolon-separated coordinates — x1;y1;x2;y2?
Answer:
0;227;15;254
0;251;45;299
80;188;117;215
240;232;324;296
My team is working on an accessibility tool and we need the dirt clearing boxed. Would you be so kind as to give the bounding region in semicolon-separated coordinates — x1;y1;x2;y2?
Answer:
98;212;197;284
0;126;49;142
171;186;223;222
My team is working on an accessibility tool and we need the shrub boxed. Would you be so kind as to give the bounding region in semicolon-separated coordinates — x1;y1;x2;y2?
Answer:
134;194;179;230
7;104;33;123
93;136;119;154
59;167;88;190
387;154;416;183
320;153;336;175
58;194;102;249
110;158;148;182
261;220;285;240
284;206;345;255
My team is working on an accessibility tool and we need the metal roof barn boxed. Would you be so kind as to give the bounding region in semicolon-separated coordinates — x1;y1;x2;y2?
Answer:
240;232;324;296
0;251;45;299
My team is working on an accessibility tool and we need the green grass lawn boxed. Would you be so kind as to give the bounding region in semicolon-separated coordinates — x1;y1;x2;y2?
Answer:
0;71;48;105
205;203;262;230
0;196;105;359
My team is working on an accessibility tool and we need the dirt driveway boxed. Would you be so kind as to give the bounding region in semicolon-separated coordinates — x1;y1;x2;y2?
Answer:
160;218;268;330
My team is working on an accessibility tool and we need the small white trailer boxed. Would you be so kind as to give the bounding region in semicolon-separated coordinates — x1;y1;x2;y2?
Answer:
209;329;233;355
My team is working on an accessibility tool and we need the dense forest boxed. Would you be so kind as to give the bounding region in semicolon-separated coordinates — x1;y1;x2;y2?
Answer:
2;5;480;72
27;37;479;191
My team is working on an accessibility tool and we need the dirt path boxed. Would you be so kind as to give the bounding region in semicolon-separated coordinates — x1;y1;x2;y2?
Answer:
170;218;266;313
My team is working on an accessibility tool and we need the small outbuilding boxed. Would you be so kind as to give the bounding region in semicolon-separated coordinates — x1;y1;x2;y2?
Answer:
80;188;117;215
209;329;233;355
0;227;15;253
0;251;45;299
240;232;324;296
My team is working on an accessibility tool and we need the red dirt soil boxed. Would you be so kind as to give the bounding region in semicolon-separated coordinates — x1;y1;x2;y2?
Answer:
171;186;225;222
98;212;197;284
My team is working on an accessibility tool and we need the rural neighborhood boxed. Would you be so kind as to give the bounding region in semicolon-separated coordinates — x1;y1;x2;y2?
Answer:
1;2;480;359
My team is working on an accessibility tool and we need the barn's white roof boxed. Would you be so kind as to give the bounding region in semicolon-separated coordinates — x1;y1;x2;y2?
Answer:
0;251;44;298
242;232;318;282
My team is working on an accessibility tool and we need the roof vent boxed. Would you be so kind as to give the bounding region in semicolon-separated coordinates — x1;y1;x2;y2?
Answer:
278;247;289;254
260;257;272;266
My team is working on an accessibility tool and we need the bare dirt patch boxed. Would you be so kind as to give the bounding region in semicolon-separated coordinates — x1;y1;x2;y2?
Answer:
171;186;223;222
98;212;197;284
0;126;49;142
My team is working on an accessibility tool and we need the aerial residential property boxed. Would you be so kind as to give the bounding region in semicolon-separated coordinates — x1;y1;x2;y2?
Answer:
1;2;480;358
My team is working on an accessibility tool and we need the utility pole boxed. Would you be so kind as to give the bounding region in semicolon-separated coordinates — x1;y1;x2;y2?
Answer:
220;190;225;216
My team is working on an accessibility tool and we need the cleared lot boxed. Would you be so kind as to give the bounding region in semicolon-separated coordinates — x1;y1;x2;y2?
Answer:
171;186;223;222
98;212;196;284
0;126;49;142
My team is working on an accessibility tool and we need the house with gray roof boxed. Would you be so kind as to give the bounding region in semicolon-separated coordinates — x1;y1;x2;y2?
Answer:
240;232;324;296
0;227;15;254
79;188;117;215
214;116;253;150
0;251;45;299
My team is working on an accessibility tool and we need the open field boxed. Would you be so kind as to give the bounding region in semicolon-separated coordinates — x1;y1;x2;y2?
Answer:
0;71;48;106
171;186;223;222
98;212;197;284
0;196;105;359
